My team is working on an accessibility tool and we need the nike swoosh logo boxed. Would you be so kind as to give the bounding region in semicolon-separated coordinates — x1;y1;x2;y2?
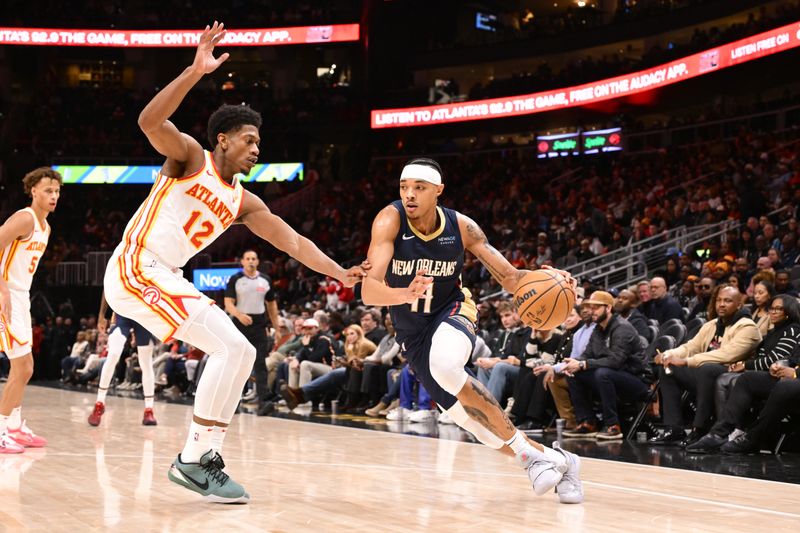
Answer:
402;234;415;240
181;470;210;491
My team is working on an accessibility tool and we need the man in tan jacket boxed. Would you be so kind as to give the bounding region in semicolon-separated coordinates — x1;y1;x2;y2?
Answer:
649;286;761;447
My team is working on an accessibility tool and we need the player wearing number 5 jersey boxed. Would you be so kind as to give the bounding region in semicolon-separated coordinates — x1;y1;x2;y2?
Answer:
362;158;584;504
0;167;62;454
104;22;365;503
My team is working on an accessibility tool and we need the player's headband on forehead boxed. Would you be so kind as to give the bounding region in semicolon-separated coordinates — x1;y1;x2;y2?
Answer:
400;164;442;186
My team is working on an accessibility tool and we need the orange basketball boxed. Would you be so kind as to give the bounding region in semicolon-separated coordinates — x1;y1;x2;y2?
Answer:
513;269;576;330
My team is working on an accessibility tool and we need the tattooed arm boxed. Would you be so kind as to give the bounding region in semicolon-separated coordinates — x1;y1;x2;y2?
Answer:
458;214;528;293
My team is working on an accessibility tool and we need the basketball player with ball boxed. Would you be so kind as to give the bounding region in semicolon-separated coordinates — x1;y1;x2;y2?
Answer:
362;158;584;504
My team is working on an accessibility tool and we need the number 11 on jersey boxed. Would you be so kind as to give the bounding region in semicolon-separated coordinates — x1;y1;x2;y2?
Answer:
410;283;434;314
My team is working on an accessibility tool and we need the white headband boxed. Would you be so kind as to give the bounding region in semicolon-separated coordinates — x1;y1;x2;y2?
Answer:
400;163;442;185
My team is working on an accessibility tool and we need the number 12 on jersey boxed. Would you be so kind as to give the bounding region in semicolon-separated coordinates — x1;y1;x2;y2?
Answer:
410;283;434;314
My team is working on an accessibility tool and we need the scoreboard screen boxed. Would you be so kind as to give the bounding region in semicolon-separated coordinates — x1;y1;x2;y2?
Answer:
536;132;580;159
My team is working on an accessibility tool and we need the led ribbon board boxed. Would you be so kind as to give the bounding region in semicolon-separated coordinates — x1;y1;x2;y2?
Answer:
371;21;800;128
0;24;359;47
193;268;240;291
54;163;303;184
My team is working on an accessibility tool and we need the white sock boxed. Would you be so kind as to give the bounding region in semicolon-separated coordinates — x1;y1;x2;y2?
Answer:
210;426;228;454
8;407;21;430
181;421;214;463
144;396;154;409
97;388;108;403
504;430;530;454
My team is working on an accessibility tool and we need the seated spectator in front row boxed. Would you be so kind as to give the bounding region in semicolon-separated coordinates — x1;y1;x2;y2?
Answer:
750;279;776;336
614;289;651;342
475;302;530;405
512;305;583;432
686;294;800;453
562;291;654;440
650;285;762;447
361;314;401;413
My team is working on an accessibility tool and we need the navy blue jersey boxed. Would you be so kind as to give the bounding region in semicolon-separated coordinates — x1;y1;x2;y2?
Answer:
385;200;477;344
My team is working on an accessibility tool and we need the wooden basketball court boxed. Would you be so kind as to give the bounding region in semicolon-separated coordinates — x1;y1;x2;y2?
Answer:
1;386;798;531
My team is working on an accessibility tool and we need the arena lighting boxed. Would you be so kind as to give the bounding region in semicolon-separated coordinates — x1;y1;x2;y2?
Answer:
53;163;303;184
0;24;359;47
371;21;800;128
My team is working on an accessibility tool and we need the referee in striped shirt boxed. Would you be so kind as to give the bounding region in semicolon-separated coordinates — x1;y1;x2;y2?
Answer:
224;249;280;416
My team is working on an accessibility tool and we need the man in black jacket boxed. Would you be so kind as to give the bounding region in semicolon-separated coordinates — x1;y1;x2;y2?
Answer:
475;301;530;404
286;318;336;388
561;291;653;440
614;289;651;342
643;277;683;324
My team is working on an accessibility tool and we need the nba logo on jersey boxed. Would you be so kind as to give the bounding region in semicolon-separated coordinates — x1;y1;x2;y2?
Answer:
143;286;162;305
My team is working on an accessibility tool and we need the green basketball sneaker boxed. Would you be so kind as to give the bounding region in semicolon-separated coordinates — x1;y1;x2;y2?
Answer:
168;450;249;504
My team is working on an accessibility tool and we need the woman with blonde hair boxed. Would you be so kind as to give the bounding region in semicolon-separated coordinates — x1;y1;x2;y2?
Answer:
341;324;377;411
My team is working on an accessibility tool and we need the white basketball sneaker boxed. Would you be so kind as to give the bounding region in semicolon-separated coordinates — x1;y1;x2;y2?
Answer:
516;446;567;497
408;409;438;423
552;441;584;504
386;407;410;421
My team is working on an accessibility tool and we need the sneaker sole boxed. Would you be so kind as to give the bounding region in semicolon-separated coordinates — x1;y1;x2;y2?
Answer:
562;432;598;438
595;434;623;440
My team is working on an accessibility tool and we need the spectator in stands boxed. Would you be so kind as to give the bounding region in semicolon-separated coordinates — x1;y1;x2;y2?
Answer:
614;289;651;341
733;257;752;287
561;291;653;440
287;318;336;388
475;302;530;404
509;327;563;432
360;309;386;345
574;238;595;263
339;324;378;411
265;317;304;397
514;306;582;431
782;235;799;266
679;276;699;309
60;331;91;382
361;314;401;413
650;286;762;447
751;280;777;336
688;277;716;321
687;295;800;453
636;280;651;305
775;270;799;297
643;276;683;324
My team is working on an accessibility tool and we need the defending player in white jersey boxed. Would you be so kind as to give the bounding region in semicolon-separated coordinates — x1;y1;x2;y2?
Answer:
0;167;62;454
103;22;364;503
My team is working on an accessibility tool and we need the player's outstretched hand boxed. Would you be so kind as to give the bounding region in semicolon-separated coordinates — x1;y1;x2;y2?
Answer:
341;264;367;287
541;264;577;290
192;21;230;75
403;269;433;305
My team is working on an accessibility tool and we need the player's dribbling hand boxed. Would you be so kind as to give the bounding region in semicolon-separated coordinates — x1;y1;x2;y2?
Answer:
403;269;433;305
541;265;577;290
192;21;230;75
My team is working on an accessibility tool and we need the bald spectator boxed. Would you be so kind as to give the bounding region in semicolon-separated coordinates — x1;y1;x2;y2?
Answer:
755;256;773;274
650;286;761;447
614;289;651;341
642;277;683;324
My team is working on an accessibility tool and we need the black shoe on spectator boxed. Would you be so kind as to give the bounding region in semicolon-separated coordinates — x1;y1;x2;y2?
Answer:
257;401;275;417
279;384;304;410
685;432;726;454
680;428;704;448
721;433;759;454
596;424;623;440
648;428;684;445
515;420;545;434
